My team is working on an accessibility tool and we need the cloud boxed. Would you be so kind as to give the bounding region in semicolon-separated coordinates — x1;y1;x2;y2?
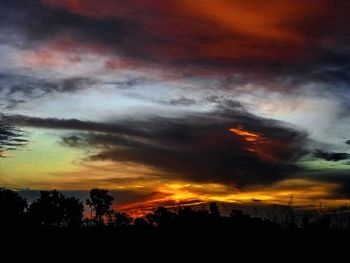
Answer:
313;150;350;162
333;177;350;198
305;171;350;199
4;114;141;136
168;97;197;106
38;0;350;82
0;0;349;77
0;0;126;48
0;115;28;157
61;135;82;147
0;74;100;111
2;99;26;111
0;73;97;97
5;103;310;188
2;1;350;119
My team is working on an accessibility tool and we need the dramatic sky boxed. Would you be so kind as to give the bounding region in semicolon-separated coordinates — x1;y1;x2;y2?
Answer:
1;0;350;215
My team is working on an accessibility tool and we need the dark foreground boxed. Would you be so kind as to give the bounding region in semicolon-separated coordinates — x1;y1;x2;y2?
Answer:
1;187;350;256
2;225;349;259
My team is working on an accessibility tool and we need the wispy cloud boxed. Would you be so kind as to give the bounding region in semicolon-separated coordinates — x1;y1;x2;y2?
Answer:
0;115;28;157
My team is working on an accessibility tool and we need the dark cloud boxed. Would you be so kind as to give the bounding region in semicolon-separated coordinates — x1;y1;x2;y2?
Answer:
5;104;309;188
4;114;142;136
0;114;28;157
208;97;244;109
0;74;98;110
104;77;156;89
0;0;126;49
345;140;350;145
1;75;97;96
0;73;152;112
168;97;196;106
313;149;350;162
55;77;98;92
334;178;350;199
83;116;308;188
61;135;82;147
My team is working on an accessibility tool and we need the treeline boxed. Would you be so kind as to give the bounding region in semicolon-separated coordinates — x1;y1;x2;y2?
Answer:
1;187;350;231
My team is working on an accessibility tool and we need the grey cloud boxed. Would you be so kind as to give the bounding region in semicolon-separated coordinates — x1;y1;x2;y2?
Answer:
0;74;99;110
167;97;197;106
313;149;350;162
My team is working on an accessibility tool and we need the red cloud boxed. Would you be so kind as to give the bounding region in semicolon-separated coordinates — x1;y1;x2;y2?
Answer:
40;0;336;67
33;0;350;88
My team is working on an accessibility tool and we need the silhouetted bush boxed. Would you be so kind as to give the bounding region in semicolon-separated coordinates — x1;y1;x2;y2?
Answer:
28;190;83;227
108;210;132;227
0;188;27;226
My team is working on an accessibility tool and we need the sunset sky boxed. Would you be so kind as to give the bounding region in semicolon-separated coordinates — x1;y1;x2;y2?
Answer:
1;0;350;215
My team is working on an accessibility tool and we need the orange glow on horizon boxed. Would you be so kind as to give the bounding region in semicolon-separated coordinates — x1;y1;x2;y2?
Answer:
114;179;344;218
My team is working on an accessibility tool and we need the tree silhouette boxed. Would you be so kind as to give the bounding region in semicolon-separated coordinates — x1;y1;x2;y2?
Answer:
134;217;148;228
146;206;175;227
28;190;64;226
108;210;132;227
61;196;84;227
28;190;84;227
0;188;27;226
1;187;348;232
209;202;220;217
86;188;114;223
230;209;251;226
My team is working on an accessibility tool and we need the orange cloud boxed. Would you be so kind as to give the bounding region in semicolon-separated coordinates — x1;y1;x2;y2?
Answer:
23;49;80;68
179;0;309;42
229;126;261;142
229;125;299;162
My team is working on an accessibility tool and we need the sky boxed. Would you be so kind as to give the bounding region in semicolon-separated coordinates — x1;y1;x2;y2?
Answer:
1;0;350;215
